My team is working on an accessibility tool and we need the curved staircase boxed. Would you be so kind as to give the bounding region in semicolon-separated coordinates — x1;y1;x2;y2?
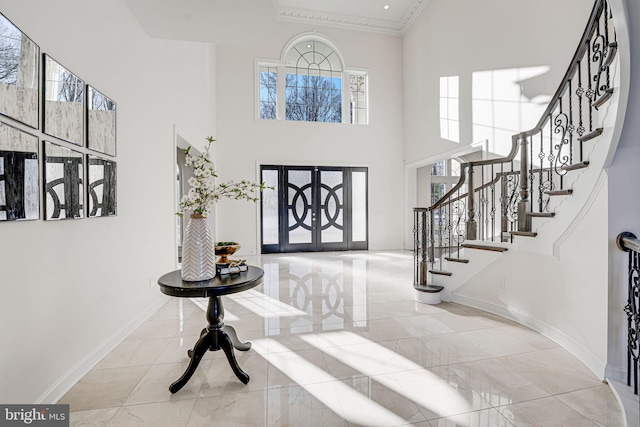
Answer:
413;0;622;380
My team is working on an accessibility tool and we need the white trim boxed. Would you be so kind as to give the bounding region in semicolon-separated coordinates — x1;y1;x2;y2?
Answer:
404;141;487;169
605;363;627;384
36;296;169;404
280;32;345;69
607;379;640;427
450;293;606;380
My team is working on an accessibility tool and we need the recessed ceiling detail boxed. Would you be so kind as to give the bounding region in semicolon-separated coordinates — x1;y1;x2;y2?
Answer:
276;0;430;36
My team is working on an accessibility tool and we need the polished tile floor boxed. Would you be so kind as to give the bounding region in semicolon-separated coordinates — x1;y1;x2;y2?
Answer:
60;251;624;426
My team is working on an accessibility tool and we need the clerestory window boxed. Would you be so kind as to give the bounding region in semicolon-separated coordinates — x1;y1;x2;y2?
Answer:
258;36;368;125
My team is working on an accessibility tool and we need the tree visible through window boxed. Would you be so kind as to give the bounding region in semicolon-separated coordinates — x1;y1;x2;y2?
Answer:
257;36;368;124
285;40;342;123
259;66;277;120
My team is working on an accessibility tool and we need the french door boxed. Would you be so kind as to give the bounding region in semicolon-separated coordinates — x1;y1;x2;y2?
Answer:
261;165;368;253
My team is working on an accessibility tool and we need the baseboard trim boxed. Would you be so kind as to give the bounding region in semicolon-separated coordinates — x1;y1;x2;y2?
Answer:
606;363;627;384
450;294;606;379
36;295;169;404
607;378;640;427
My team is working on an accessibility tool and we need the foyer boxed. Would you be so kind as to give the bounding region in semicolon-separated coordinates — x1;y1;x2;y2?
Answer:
1;0;639;425
60;251;623;426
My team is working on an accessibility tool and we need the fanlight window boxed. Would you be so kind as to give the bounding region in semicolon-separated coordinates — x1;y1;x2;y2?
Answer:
258;37;368;125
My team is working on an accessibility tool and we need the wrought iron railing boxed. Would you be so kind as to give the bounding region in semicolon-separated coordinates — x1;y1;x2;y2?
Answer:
413;0;617;285
617;232;640;396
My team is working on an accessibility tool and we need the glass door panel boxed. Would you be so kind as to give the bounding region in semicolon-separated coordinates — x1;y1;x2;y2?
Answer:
261;166;367;253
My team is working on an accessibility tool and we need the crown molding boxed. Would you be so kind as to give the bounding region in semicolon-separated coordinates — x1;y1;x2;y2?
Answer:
276;0;430;36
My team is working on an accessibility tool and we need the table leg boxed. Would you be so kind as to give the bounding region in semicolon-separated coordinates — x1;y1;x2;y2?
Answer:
169;330;213;393
225;325;251;351
218;330;250;384
170;295;253;393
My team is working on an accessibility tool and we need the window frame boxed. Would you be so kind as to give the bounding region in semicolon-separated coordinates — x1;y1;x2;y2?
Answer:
255;34;368;125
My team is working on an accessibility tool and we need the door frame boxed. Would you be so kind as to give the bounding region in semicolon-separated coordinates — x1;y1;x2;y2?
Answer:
260;165;368;253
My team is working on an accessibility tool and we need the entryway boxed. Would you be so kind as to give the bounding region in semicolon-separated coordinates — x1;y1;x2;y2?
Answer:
260;166;368;253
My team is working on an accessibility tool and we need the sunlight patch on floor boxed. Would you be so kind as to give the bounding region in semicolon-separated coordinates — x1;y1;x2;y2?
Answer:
251;338;411;427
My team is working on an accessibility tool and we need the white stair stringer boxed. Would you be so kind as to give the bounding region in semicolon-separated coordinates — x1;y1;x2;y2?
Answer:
512;54;621;258
430;244;508;301
429;40;622;383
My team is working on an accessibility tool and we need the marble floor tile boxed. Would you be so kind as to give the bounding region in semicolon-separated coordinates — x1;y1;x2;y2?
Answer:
59;365;149;411
555;384;625;427
68;408;118;427
108;399;196;426
498;395;600;426
57;251;623;427
500;347;602;395
448;358;550;406
428;407;514;427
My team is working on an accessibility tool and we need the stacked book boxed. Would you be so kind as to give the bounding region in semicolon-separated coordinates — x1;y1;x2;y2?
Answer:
216;259;248;276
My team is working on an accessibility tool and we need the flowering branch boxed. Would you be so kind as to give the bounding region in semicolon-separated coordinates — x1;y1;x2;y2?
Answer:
177;136;269;218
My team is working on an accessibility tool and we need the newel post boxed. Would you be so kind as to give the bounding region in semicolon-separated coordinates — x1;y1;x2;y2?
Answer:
466;164;477;240
517;133;531;232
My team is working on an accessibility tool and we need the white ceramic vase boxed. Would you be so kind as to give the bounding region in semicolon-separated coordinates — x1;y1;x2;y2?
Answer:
181;214;216;281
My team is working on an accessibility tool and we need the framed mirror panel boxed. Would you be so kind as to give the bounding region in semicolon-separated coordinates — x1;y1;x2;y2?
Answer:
0;121;39;221
43;54;84;146
43;141;83;220
0;13;39;128
87;85;116;156
87;154;116;217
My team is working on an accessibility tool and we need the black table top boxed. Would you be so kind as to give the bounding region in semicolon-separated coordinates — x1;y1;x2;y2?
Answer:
158;266;264;298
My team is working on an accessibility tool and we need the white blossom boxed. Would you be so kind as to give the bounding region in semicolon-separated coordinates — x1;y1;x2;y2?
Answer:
177;136;269;217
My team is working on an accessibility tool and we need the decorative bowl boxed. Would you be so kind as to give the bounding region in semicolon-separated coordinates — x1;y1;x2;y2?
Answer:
215;242;240;264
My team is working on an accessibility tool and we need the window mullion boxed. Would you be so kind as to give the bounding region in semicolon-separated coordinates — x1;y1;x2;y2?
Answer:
342;70;350;124
277;64;286;120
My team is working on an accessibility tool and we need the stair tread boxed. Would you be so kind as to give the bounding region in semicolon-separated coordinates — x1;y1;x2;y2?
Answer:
414;284;444;293
577;128;603;142
510;231;538;237
444;257;470;264
528;212;556;218
561;161;590;172
594;89;614;109
461;243;508;252
546;189;573;196
429;270;453;276
603;42;618;68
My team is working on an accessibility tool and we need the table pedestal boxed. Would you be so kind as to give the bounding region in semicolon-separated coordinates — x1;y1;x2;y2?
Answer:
169;295;251;393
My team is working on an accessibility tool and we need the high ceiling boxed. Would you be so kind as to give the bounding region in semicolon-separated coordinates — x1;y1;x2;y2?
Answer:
123;0;429;43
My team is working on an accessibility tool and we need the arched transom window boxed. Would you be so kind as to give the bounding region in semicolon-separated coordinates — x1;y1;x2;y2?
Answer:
258;36;368;124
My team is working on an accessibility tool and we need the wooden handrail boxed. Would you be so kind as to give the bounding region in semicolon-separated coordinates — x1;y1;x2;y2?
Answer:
617;232;640;254
427;0;608;214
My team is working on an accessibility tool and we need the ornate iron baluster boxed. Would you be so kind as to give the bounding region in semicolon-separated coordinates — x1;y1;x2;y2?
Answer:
617;232;640;396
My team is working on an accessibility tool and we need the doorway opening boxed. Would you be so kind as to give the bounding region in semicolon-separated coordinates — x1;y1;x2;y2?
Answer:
260;165;368;253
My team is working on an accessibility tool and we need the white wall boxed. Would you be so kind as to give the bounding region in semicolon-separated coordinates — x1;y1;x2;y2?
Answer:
214;25;405;252
402;0;629;379
402;0;591;164
0;0;215;403
606;0;640;382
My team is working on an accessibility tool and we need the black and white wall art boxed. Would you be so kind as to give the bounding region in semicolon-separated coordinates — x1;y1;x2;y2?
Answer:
87;154;116;217
0;13;39;129
44;141;84;220
0;121;39;221
43;55;84;146
87;86;116;156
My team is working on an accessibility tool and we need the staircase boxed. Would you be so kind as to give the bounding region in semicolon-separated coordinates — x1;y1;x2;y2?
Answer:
413;0;622;382
414;0;618;293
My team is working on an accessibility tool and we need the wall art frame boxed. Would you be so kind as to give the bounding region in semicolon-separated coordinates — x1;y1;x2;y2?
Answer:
86;85;116;156
43;54;84;146
0;121;39;221
87;154;116;217
43;140;84;220
0;12;40;129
